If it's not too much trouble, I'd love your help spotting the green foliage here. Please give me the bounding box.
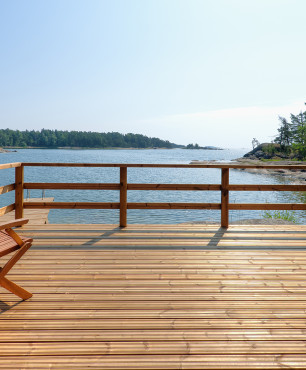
[275,117,293,147]
[262,144,276,156]
[260,158,282,162]
[186,143,200,149]
[274,104,306,159]
[262,210,298,223]
[0,129,174,149]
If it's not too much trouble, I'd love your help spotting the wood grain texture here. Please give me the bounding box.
[0,198,53,225]
[14,165,24,219]
[228,184,306,191]
[0,203,15,216]
[221,168,229,228]
[1,224,306,368]
[230,203,306,210]
[0,183,15,195]
[21,162,306,169]
[24,182,120,190]
[0,162,21,170]
[23,202,222,210]
[120,167,127,227]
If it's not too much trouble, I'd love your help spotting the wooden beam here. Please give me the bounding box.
[127,203,221,210]
[128,184,221,191]
[20,162,306,169]
[24,183,221,191]
[0,204,15,216]
[221,168,229,228]
[120,167,127,227]
[24,202,120,209]
[23,202,221,210]
[228,184,306,192]
[24,183,120,190]
[15,166,24,219]
[0,162,21,170]
[0,184,15,195]
[229,203,306,210]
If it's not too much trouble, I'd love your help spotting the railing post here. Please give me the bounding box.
[15,165,24,219]
[120,167,127,227]
[221,168,229,228]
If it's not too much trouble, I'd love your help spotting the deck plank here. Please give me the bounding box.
[0,198,54,225]
[1,223,306,369]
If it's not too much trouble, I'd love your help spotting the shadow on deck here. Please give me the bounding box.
[1,223,306,369]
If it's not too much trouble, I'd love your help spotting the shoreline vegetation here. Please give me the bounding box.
[241,105,306,162]
[0,129,225,151]
[192,105,306,182]
[234,142,306,183]
[1,146,224,151]
[184,143,223,150]
[1,146,173,151]
[0,129,182,150]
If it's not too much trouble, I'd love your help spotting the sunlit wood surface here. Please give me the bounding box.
[1,223,306,369]
[0,198,53,225]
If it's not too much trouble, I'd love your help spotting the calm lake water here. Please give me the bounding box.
[0,148,305,224]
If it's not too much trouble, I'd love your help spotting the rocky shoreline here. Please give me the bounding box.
[191,142,306,183]
[234,158,306,183]
[190,158,306,183]
[232,144,306,182]
[0,148,17,153]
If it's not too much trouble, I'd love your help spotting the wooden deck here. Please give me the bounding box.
[0,198,53,225]
[1,223,306,369]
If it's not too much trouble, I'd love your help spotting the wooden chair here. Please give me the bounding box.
[0,218,33,300]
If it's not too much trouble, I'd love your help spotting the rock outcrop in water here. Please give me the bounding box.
[243,143,284,160]
[0,148,17,153]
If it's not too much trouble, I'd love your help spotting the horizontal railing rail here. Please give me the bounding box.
[0,162,22,170]
[24,183,222,191]
[0,204,15,217]
[0,162,305,227]
[20,162,306,169]
[0,184,16,194]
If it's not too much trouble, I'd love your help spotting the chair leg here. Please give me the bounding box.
[0,242,32,277]
[0,276,32,300]
[0,242,32,300]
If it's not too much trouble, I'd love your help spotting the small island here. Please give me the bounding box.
[243,106,306,161]
[236,106,305,174]
[190,106,306,182]
[185,143,223,150]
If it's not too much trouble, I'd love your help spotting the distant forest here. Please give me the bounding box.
[0,129,179,149]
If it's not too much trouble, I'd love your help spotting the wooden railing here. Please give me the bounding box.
[0,162,306,227]
[0,162,21,219]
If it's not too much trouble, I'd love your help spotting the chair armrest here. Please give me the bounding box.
[0,218,29,231]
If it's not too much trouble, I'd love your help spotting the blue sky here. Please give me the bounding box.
[0,0,305,148]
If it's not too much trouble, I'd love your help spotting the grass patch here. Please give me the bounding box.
[262,210,298,223]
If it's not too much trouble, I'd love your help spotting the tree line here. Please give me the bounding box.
[0,129,177,149]
[274,104,306,158]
